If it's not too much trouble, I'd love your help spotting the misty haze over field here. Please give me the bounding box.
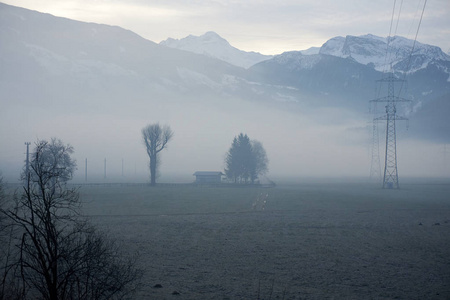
[1,2,449,183]
[2,3,450,300]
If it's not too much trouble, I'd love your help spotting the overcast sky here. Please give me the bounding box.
[3,0,450,55]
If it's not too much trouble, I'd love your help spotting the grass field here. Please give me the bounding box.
[79,180,450,299]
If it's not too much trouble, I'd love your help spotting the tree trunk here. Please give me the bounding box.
[150,154,157,186]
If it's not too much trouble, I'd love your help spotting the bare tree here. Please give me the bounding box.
[1,173,24,300]
[250,140,268,183]
[0,139,141,300]
[142,123,174,186]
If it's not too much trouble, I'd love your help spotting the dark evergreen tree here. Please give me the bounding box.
[238,134,255,183]
[224,133,268,184]
[225,136,240,183]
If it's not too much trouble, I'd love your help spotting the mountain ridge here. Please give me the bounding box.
[1,2,449,145]
[160,31,273,69]
[162,30,450,77]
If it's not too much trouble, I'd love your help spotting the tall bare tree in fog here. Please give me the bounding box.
[0,139,141,300]
[142,123,174,186]
[250,140,268,183]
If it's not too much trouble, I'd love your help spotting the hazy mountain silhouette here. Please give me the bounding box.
[1,2,449,143]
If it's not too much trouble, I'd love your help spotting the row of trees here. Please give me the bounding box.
[0,131,267,298]
[0,130,268,299]
[0,139,141,300]
[141,123,269,185]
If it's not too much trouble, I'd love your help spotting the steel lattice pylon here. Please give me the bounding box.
[370,72,410,189]
[369,119,382,182]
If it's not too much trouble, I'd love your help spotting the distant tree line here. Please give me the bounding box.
[140,125,270,185]
[0,138,141,300]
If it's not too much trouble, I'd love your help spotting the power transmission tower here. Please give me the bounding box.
[370,72,410,189]
[369,119,382,182]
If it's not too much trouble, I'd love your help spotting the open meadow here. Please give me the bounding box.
[79,180,450,299]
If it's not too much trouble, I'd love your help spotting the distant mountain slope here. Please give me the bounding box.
[247,49,450,142]
[0,2,245,104]
[1,2,449,144]
[249,32,450,103]
[300,46,320,55]
[409,92,450,142]
[160,31,272,68]
[247,51,381,110]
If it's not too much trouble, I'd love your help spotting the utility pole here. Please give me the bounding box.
[443,144,449,177]
[370,72,411,189]
[24,142,31,179]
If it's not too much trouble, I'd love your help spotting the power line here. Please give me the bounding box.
[406,0,424,39]
[370,0,397,183]
[398,0,427,96]
[394,0,404,35]
[383,0,398,74]
[368,0,421,189]
[390,0,405,64]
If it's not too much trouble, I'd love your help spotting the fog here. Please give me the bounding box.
[1,2,449,184]
[1,88,448,184]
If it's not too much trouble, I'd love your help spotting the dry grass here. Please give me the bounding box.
[79,180,450,299]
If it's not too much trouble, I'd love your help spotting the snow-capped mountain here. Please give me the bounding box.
[160,31,272,69]
[270,51,323,70]
[249,51,381,110]
[249,43,450,143]
[319,34,450,73]
[252,40,450,101]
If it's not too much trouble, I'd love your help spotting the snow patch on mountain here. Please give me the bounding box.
[160,31,272,69]
[273,51,321,70]
[25,43,69,74]
[319,34,450,73]
[320,36,346,57]
[176,67,221,89]
[25,43,137,78]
